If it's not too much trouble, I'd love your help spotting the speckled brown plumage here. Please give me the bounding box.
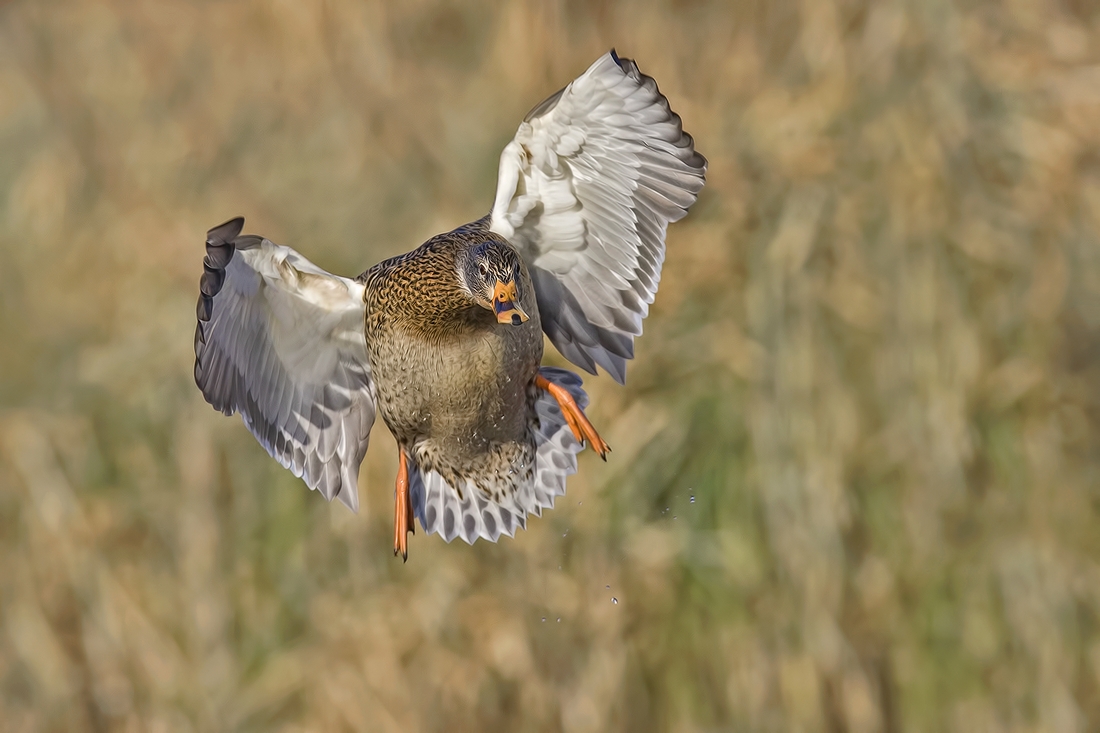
[360,216,542,504]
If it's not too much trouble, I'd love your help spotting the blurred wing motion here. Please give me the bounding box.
[490,50,707,383]
[194,217,375,512]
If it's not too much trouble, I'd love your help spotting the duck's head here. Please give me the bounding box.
[459,241,530,326]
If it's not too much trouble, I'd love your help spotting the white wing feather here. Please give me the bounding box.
[490,51,706,383]
[194,218,375,512]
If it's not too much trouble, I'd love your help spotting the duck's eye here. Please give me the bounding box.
[478,263,490,278]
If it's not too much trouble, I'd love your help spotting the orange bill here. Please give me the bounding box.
[492,280,529,325]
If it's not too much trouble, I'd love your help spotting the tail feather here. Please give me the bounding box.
[409,367,588,544]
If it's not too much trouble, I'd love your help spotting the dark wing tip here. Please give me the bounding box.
[196,217,245,388]
[199,261,226,297]
[207,216,245,245]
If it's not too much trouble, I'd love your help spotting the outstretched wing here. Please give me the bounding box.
[194,217,375,512]
[490,50,706,383]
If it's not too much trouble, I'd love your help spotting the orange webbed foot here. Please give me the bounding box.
[535,374,611,460]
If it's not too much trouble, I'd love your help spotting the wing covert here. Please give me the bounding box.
[194,217,376,512]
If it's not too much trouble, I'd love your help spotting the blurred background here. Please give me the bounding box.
[1,0,1099,731]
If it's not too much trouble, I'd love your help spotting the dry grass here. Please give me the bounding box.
[2,0,1100,731]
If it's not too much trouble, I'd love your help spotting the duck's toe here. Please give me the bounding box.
[535,374,610,460]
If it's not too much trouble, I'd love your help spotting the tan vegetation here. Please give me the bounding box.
[2,0,1100,731]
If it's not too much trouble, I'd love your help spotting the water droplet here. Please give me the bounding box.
[578,501,582,505]
[541,617,546,622]
[556,617,561,623]
[690,495,695,503]
[605,585,610,589]
[673,515,677,520]
[612,597,618,605]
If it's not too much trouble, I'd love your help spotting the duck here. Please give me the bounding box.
[193,50,706,559]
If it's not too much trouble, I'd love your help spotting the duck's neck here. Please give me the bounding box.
[382,246,495,340]
[398,291,494,340]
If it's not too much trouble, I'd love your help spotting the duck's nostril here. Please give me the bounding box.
[511,314,521,326]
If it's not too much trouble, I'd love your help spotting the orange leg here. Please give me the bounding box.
[535,374,611,460]
[394,449,414,561]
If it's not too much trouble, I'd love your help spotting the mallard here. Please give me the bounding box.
[194,51,706,559]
